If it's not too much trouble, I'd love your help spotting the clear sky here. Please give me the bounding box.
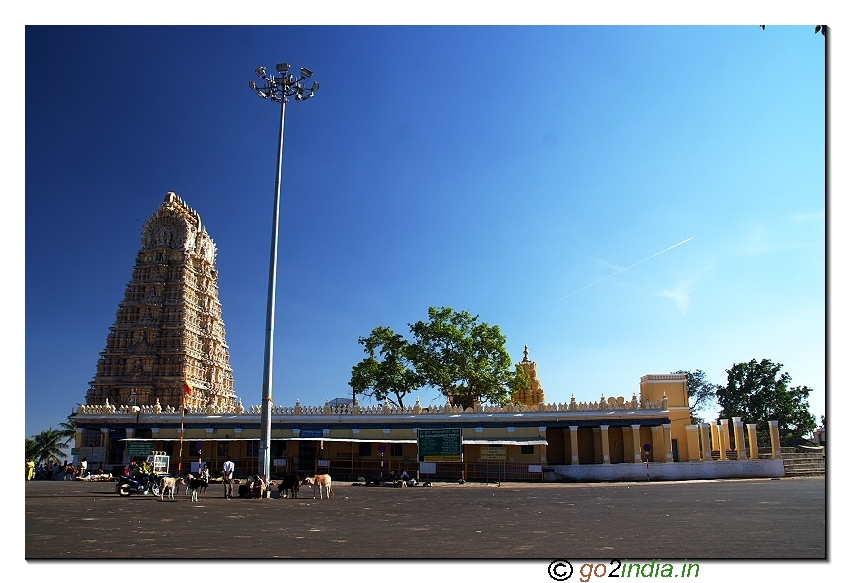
[21,23,827,440]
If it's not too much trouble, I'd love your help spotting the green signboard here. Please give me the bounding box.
[126,441,155,457]
[418,428,462,462]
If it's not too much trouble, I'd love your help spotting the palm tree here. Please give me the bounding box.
[57,414,76,447]
[31,428,66,465]
[25,438,39,461]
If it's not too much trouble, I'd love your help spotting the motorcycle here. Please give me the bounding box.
[115,473,162,497]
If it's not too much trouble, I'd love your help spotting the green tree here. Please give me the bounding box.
[508,363,531,402]
[408,306,520,410]
[30,428,66,465]
[716,359,816,444]
[58,414,77,447]
[25,438,39,461]
[349,326,423,408]
[671,369,719,424]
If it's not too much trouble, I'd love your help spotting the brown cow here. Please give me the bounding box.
[302,474,334,499]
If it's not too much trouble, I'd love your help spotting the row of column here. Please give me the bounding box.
[562,424,674,465]
[685,418,781,461]
[558,419,782,465]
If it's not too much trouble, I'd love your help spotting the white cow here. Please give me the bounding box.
[302,474,334,499]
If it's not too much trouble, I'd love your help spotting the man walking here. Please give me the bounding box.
[222,455,235,499]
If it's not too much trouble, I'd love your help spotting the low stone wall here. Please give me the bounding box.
[546,458,785,482]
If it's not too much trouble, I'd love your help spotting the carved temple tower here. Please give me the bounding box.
[86,192,237,411]
[512,345,546,406]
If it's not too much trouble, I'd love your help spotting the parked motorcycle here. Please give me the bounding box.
[115,474,161,497]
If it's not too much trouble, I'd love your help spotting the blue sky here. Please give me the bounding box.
[21,24,827,442]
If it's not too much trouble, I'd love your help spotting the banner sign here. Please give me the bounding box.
[126,441,155,456]
[480,446,507,460]
[418,428,462,462]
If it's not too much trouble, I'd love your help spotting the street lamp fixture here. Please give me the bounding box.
[249,63,319,483]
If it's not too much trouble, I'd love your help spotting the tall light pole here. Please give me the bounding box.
[249,63,319,482]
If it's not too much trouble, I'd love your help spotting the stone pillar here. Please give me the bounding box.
[685,425,700,461]
[538,427,547,463]
[126,427,136,439]
[747,424,759,459]
[569,426,579,465]
[662,423,673,462]
[699,423,712,460]
[592,428,602,464]
[100,428,110,468]
[651,426,662,462]
[600,425,611,464]
[769,420,782,459]
[631,424,642,462]
[709,421,719,456]
[562,428,572,465]
[732,418,745,459]
[717,420,728,460]
[622,426,633,463]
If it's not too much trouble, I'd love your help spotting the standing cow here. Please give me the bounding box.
[277,473,301,499]
[302,474,334,499]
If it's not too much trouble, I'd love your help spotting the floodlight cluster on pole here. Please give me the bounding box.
[249,63,320,103]
[249,63,319,484]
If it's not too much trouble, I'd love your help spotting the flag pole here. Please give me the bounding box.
[179,378,191,476]
[179,390,185,475]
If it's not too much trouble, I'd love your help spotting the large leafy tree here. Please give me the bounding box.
[408,307,521,410]
[349,326,423,408]
[671,369,719,424]
[716,359,816,444]
[30,428,66,465]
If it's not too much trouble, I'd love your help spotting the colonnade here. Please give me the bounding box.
[558,419,782,465]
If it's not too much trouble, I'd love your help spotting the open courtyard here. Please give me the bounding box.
[25,476,825,560]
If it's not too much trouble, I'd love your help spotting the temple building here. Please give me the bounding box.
[71,193,785,483]
[85,192,237,413]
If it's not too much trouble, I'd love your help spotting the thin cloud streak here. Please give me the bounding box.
[526,237,693,315]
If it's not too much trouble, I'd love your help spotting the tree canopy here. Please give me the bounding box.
[349,326,423,408]
[716,358,816,443]
[350,307,527,410]
[29,428,66,465]
[671,369,719,424]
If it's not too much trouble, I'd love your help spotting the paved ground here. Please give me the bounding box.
[25,476,825,560]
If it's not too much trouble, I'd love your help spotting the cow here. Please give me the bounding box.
[159,476,184,500]
[302,474,334,499]
[277,473,301,499]
[186,476,208,502]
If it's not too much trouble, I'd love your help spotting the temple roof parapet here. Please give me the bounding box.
[76,393,669,418]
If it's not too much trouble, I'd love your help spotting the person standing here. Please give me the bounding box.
[78,458,88,479]
[222,455,235,499]
[26,459,35,481]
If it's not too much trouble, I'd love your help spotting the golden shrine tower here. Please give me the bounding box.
[512,345,546,406]
[86,192,237,411]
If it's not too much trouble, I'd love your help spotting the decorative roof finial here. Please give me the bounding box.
[522,345,530,362]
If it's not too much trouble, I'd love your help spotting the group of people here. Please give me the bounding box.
[221,456,266,499]
[25,458,89,481]
[388,469,417,487]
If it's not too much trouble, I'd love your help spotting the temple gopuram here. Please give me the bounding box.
[85,192,237,413]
